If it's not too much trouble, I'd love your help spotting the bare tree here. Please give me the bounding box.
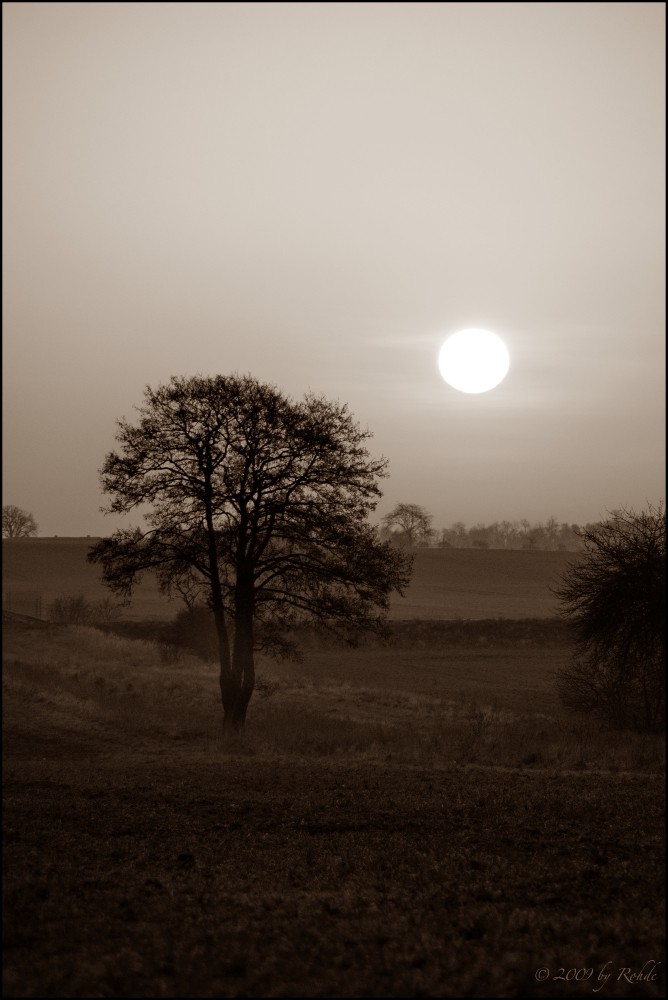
[89,375,412,732]
[382,503,434,548]
[2,505,38,538]
[544,515,560,550]
[554,503,665,732]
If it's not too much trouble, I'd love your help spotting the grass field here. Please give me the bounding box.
[3,620,665,997]
[2,538,579,620]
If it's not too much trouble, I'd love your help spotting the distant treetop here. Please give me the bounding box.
[2,505,38,539]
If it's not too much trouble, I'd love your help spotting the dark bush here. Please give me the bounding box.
[554,504,665,732]
[167,605,218,661]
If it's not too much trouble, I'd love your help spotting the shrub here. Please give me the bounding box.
[554,503,665,732]
[49,594,122,626]
[167,605,218,661]
[49,595,93,625]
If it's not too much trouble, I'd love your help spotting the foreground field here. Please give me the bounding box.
[3,623,665,998]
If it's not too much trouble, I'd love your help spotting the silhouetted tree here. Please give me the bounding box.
[88,375,412,732]
[2,505,38,538]
[554,503,665,732]
[382,503,434,548]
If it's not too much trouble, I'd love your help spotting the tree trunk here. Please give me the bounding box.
[202,489,240,733]
[221,656,254,732]
[221,574,255,733]
[220,675,251,733]
[214,607,236,727]
[213,586,256,735]
[209,580,245,733]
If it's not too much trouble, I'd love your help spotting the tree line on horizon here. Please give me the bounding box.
[379,502,590,551]
[4,501,596,551]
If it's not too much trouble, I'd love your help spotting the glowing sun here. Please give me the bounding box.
[438,328,510,393]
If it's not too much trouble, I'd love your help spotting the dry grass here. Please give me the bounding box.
[3,624,664,773]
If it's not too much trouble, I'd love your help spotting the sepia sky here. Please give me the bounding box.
[3,1,665,537]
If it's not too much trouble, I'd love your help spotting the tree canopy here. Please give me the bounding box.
[89,375,412,730]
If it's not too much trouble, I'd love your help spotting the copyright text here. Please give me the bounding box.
[534,960,661,992]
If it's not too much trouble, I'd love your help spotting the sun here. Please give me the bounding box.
[438,328,510,393]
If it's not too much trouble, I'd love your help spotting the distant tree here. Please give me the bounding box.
[451,521,468,547]
[382,503,434,548]
[469,523,495,549]
[88,375,412,732]
[2,505,38,538]
[522,524,544,550]
[498,521,515,548]
[544,516,560,550]
[439,523,464,548]
[554,503,665,732]
[556,522,584,551]
[437,528,453,548]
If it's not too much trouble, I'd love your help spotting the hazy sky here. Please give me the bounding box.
[3,2,665,537]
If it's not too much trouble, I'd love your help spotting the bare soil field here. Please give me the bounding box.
[3,621,665,998]
[2,538,579,620]
[388,546,581,619]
